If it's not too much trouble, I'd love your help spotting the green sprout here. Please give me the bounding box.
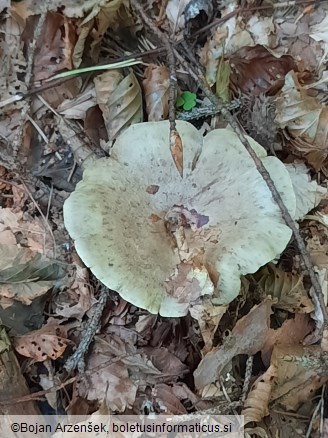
[176,91,197,111]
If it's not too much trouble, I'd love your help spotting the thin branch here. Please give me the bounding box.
[241,356,254,404]
[130,0,183,176]
[177,99,241,121]
[64,286,110,374]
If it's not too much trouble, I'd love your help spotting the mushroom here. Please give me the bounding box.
[63,121,296,317]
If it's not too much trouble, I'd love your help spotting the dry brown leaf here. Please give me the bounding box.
[143,64,170,121]
[88,0,128,61]
[274,6,327,72]
[33,12,76,81]
[77,337,137,412]
[72,0,126,66]
[152,383,187,414]
[171,382,200,406]
[14,322,70,361]
[201,27,228,86]
[201,7,275,86]
[261,314,314,367]
[57,85,97,119]
[194,298,273,389]
[190,300,227,355]
[270,345,328,411]
[142,347,188,379]
[242,364,277,424]
[254,263,314,313]
[84,106,108,147]
[0,207,54,257]
[275,71,328,174]
[230,46,295,96]
[54,253,96,320]
[0,8,27,167]
[94,70,143,144]
[170,129,183,177]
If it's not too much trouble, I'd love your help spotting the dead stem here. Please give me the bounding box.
[130,0,183,176]
[64,286,110,374]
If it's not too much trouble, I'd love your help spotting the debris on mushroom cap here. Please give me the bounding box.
[63,121,296,317]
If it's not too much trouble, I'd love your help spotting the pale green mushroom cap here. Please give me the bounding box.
[63,121,296,316]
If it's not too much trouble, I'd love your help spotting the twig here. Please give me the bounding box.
[177,99,241,121]
[130,0,177,127]
[241,356,254,404]
[44,184,53,255]
[64,286,110,374]
[0,376,77,406]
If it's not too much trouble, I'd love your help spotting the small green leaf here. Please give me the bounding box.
[182,91,197,102]
[176,91,197,111]
[176,96,185,108]
[183,99,196,111]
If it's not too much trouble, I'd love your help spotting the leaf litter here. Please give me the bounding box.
[1,0,328,436]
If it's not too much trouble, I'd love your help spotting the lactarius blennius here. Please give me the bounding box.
[63,121,296,317]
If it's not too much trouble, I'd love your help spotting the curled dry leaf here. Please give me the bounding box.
[254,263,314,314]
[0,244,63,305]
[242,364,277,424]
[190,300,227,355]
[57,84,97,119]
[64,121,296,317]
[33,12,76,81]
[230,46,295,96]
[73,0,128,66]
[275,71,328,174]
[54,254,96,320]
[143,64,170,121]
[170,129,183,177]
[94,70,143,143]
